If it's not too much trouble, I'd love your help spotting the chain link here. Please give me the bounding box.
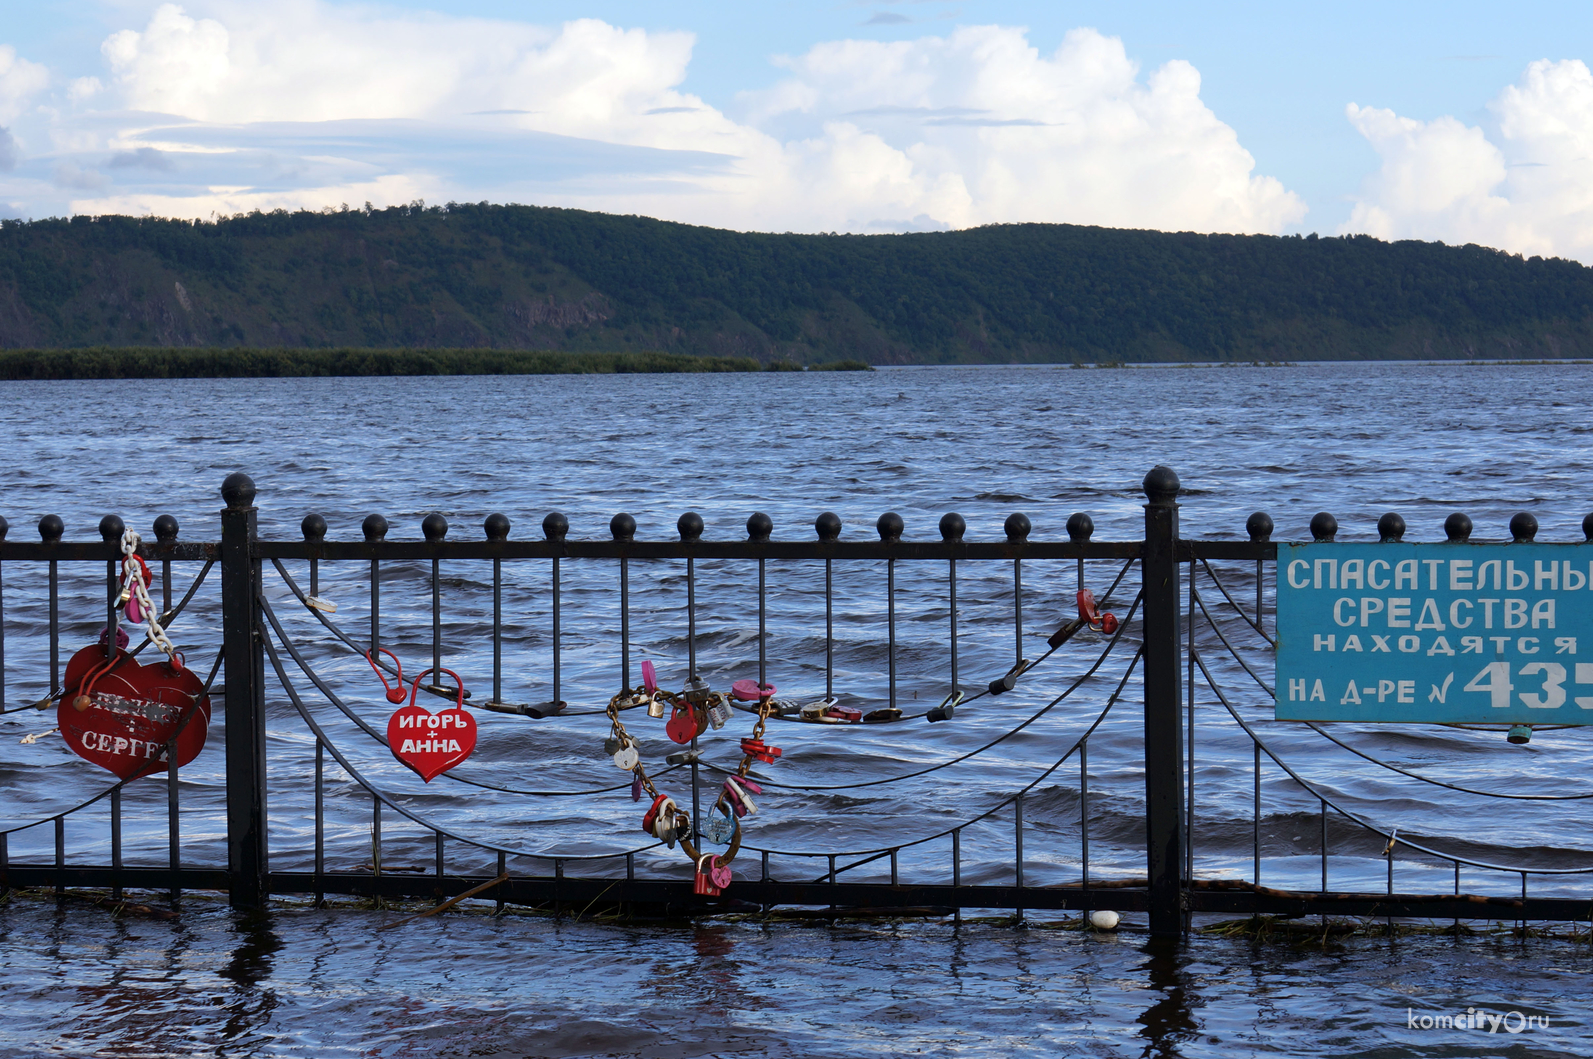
[120,530,182,667]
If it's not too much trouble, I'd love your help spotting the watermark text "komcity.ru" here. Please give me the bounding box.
[1408,1008,1550,1034]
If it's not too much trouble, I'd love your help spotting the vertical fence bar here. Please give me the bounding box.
[1252,741,1261,885]
[431,556,442,675]
[948,557,959,693]
[435,832,445,882]
[161,503,184,900]
[372,794,382,878]
[1013,558,1024,667]
[315,740,324,906]
[1186,557,1196,890]
[544,511,568,706]
[110,787,122,900]
[687,556,697,678]
[1080,740,1090,892]
[1014,793,1025,923]
[825,557,834,699]
[54,816,63,895]
[1319,799,1328,893]
[890,848,898,886]
[492,559,503,703]
[551,556,561,704]
[1140,466,1186,937]
[221,473,267,909]
[167,749,180,903]
[1386,832,1395,933]
[103,515,120,664]
[619,558,630,689]
[758,557,767,688]
[952,827,961,926]
[46,516,59,694]
[887,557,897,712]
[817,512,840,699]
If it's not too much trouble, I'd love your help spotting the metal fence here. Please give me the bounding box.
[1,466,1589,938]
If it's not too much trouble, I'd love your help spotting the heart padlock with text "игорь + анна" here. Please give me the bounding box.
[57,641,211,781]
[387,667,477,782]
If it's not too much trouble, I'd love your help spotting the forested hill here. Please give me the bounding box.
[2,202,1591,363]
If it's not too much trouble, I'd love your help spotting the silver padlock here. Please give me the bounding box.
[647,694,665,719]
[603,735,622,755]
[707,699,731,730]
[684,676,712,708]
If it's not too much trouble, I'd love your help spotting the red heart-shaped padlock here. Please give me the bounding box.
[58,643,210,781]
[387,667,477,782]
[665,703,699,744]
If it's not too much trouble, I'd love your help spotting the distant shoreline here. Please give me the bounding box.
[0,348,874,380]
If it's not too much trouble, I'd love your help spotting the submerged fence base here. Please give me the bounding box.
[5,866,1588,927]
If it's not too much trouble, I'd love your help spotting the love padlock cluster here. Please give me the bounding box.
[600,661,790,896]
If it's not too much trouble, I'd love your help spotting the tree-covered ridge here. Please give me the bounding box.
[1,202,1590,362]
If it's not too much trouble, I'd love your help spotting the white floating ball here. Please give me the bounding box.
[1089,909,1120,931]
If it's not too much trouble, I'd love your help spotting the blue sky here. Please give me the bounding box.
[3,1,1592,259]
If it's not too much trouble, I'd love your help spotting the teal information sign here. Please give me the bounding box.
[1275,543,1593,723]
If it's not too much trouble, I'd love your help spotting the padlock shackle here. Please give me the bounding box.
[366,647,405,696]
[407,666,466,709]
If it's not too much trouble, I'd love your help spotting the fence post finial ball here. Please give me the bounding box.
[1142,465,1180,504]
[361,514,388,542]
[876,512,904,542]
[1309,512,1338,542]
[542,512,569,542]
[1377,512,1406,542]
[422,513,449,542]
[483,513,510,541]
[747,512,773,542]
[939,512,966,542]
[1444,513,1472,542]
[610,513,636,542]
[221,472,256,510]
[1246,512,1273,542]
[1067,513,1094,542]
[815,512,842,541]
[1510,512,1539,543]
[678,512,704,542]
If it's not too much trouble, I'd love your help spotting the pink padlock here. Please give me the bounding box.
[731,679,776,702]
[125,595,144,624]
[642,660,657,696]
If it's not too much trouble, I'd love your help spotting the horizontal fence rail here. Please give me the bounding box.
[1,468,1589,938]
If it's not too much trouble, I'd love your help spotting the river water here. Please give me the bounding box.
[1,362,1590,1057]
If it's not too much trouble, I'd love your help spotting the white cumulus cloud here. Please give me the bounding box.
[0,44,49,123]
[1344,59,1593,262]
[44,3,1303,235]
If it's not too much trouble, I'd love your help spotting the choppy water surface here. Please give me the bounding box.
[2,362,1592,1057]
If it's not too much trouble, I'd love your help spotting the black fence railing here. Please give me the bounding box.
[1,467,1590,938]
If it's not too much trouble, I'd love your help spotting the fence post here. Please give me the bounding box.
[1141,465,1186,936]
[221,472,268,908]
